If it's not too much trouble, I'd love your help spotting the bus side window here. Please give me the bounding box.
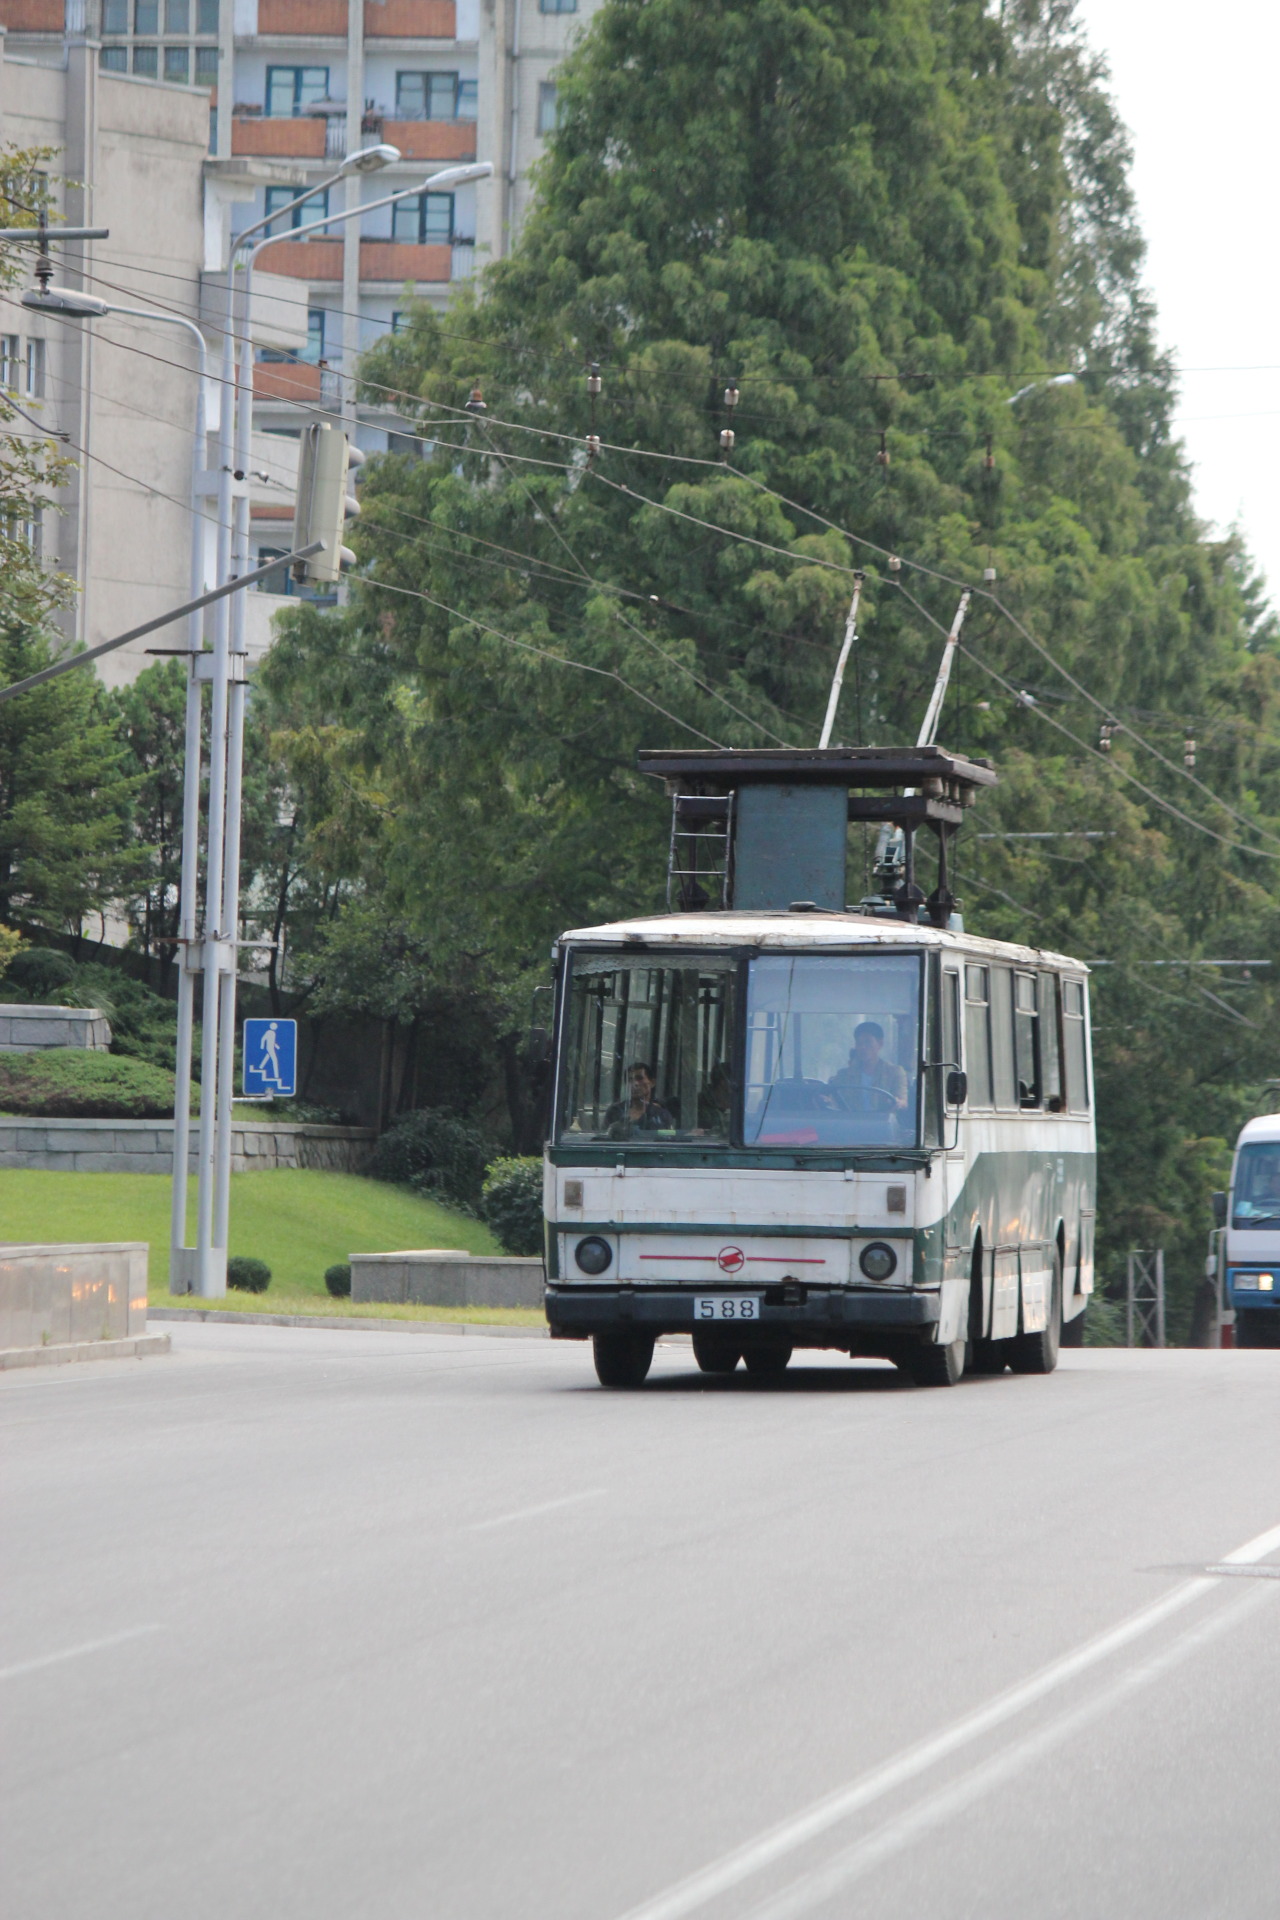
[964,964,992,1106]
[942,969,960,1069]
[1063,977,1090,1112]
[1039,972,1063,1111]
[1014,972,1040,1108]
[990,966,1016,1108]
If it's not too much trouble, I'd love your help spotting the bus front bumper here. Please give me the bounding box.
[544,1284,940,1342]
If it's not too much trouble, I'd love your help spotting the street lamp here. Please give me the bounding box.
[170,154,496,1299]
[22,284,214,1287]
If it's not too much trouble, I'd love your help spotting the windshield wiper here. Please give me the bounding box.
[1237,1212,1280,1226]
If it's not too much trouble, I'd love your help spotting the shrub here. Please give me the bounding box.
[6,946,74,998]
[227,1256,271,1293]
[481,1156,544,1257]
[324,1262,352,1298]
[0,1049,175,1118]
[366,1107,491,1212]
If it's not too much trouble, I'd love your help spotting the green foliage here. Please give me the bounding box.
[365,1107,493,1211]
[255,0,1280,1335]
[0,1049,175,1118]
[480,1156,544,1256]
[227,1255,271,1293]
[0,924,19,982]
[0,952,181,1071]
[6,947,73,997]
[324,1261,352,1297]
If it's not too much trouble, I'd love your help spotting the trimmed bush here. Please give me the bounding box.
[227,1256,271,1293]
[481,1156,544,1257]
[324,1262,352,1298]
[0,1049,175,1119]
[366,1108,491,1213]
[5,947,74,998]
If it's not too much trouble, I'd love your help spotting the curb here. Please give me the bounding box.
[147,1308,549,1339]
[0,1331,171,1371]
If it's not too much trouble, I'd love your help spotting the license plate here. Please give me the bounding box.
[693,1296,761,1322]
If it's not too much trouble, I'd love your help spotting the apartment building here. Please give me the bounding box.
[0,0,601,670]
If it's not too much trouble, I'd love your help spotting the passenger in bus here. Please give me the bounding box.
[828,1021,909,1112]
[605,1061,674,1136]
[696,1063,733,1134]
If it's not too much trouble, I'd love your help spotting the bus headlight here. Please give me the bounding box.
[860,1241,898,1282]
[575,1235,613,1276]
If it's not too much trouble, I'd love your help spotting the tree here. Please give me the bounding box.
[262,0,1280,1323]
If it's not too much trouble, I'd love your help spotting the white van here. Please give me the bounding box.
[1217,1114,1280,1346]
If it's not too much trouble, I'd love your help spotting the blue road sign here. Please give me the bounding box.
[243,1017,297,1098]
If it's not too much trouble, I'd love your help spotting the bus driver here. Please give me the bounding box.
[829,1021,909,1113]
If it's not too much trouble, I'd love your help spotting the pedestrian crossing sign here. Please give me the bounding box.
[243,1017,297,1098]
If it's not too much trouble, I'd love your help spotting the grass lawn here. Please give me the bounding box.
[0,1169,542,1323]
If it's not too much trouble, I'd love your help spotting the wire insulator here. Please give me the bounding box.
[585,433,601,461]
[1100,722,1113,753]
[984,435,995,471]
[719,427,735,454]
[723,385,740,411]
[983,566,997,584]
[888,554,901,574]
[464,383,486,414]
[586,362,601,398]
[876,431,890,467]
[1184,733,1197,768]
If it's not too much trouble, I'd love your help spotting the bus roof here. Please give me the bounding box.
[557,910,1088,974]
[1236,1115,1280,1147]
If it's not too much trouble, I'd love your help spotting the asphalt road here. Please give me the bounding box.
[6,1324,1280,1920]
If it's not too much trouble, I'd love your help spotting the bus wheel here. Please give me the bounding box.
[693,1329,742,1374]
[1009,1252,1062,1375]
[907,1334,966,1387]
[1235,1311,1280,1349]
[592,1332,654,1388]
[742,1334,793,1377]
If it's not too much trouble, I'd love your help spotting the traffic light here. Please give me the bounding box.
[291,422,360,584]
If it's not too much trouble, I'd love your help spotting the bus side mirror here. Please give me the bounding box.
[945,1069,967,1107]
[1212,1191,1227,1227]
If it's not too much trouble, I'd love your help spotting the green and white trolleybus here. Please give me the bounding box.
[543,747,1096,1387]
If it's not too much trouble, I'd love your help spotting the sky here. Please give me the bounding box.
[1075,0,1280,607]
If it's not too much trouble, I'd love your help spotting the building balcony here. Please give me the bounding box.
[376,118,475,162]
[254,359,322,402]
[252,236,453,282]
[0,0,65,27]
[232,113,327,159]
[250,0,455,33]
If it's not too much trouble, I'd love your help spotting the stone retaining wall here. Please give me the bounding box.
[0,1240,148,1350]
[351,1250,545,1310]
[0,1005,112,1051]
[0,1118,376,1175]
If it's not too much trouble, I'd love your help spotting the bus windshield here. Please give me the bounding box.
[558,952,737,1144]
[1233,1141,1280,1228]
[744,953,922,1148]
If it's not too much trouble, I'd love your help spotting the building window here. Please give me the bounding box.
[302,310,325,364]
[265,66,329,117]
[264,183,329,233]
[1,336,18,391]
[100,43,128,67]
[102,0,128,29]
[24,339,44,399]
[539,0,577,11]
[164,45,190,80]
[164,0,188,28]
[196,0,218,30]
[391,310,406,333]
[133,43,158,75]
[135,0,158,28]
[194,44,218,83]
[395,70,472,120]
[537,81,558,134]
[391,191,453,243]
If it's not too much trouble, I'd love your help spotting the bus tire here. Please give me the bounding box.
[907,1334,966,1387]
[592,1332,654,1388]
[1234,1311,1280,1349]
[693,1329,742,1374]
[742,1333,793,1376]
[1009,1251,1062,1375]
[965,1252,1006,1373]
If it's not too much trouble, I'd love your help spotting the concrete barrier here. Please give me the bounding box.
[0,1118,375,1175]
[351,1249,545,1310]
[0,1240,149,1351]
[0,1005,112,1051]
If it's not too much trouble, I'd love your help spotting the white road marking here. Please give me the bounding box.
[618,1515,1280,1920]
[744,1579,1273,1920]
[0,1623,160,1684]
[467,1489,605,1532]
